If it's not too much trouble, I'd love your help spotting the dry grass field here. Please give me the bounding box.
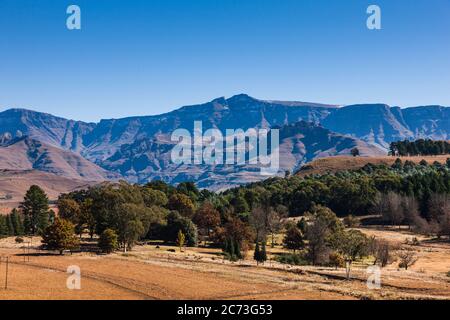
[1,226,450,300]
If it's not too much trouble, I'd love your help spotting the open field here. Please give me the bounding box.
[1,226,450,300]
[297,155,450,176]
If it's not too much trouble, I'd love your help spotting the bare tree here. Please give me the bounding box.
[376,192,404,229]
[266,205,287,248]
[397,250,418,270]
[249,206,268,242]
[371,239,395,268]
[401,196,420,230]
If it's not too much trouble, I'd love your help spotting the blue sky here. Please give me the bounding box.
[0,0,449,122]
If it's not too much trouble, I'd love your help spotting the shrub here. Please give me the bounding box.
[329,252,345,269]
[276,253,307,266]
[15,237,24,244]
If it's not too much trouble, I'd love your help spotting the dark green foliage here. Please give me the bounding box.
[253,241,267,264]
[283,224,304,253]
[20,185,50,235]
[10,209,24,236]
[390,139,450,156]
[223,237,242,261]
[98,229,119,254]
[276,253,307,266]
[164,211,198,246]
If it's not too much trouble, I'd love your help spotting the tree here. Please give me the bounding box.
[329,252,345,269]
[267,206,286,248]
[253,241,267,265]
[121,219,144,252]
[98,229,118,254]
[20,185,50,235]
[371,239,394,268]
[260,241,267,264]
[58,198,81,223]
[193,202,220,245]
[351,148,360,157]
[337,230,370,261]
[164,211,198,247]
[305,206,344,265]
[176,230,186,252]
[283,224,304,253]
[223,217,254,256]
[5,214,14,236]
[141,188,168,207]
[398,251,418,270]
[168,193,195,218]
[10,208,24,236]
[41,218,80,255]
[377,192,404,228]
[249,206,268,242]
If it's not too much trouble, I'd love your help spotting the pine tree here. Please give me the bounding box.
[11,209,24,236]
[0,216,8,237]
[23,214,32,235]
[260,241,267,264]
[254,241,261,265]
[6,214,14,236]
[20,185,50,235]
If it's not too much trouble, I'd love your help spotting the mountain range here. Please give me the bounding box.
[0,94,448,189]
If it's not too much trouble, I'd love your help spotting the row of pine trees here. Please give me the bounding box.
[0,209,24,236]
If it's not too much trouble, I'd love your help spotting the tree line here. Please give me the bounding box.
[390,139,450,156]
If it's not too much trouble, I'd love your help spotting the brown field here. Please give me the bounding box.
[297,155,450,176]
[1,226,450,300]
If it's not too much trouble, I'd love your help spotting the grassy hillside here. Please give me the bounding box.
[297,155,450,176]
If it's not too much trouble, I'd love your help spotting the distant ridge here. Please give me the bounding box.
[0,94,449,188]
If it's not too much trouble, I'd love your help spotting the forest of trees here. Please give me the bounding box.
[390,139,450,156]
[0,156,449,267]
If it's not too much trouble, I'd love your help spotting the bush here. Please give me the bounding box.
[275,253,308,266]
[98,229,119,254]
[15,237,24,244]
[328,252,345,269]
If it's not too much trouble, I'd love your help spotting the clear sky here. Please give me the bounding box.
[0,0,449,122]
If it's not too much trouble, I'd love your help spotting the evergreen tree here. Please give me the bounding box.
[0,216,8,237]
[6,214,14,236]
[253,241,261,264]
[10,209,24,236]
[260,241,267,264]
[20,185,50,235]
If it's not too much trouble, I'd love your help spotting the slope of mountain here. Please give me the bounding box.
[322,104,415,149]
[100,121,383,189]
[0,108,95,153]
[0,136,117,181]
[0,94,449,189]
[81,94,339,162]
[0,169,99,205]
